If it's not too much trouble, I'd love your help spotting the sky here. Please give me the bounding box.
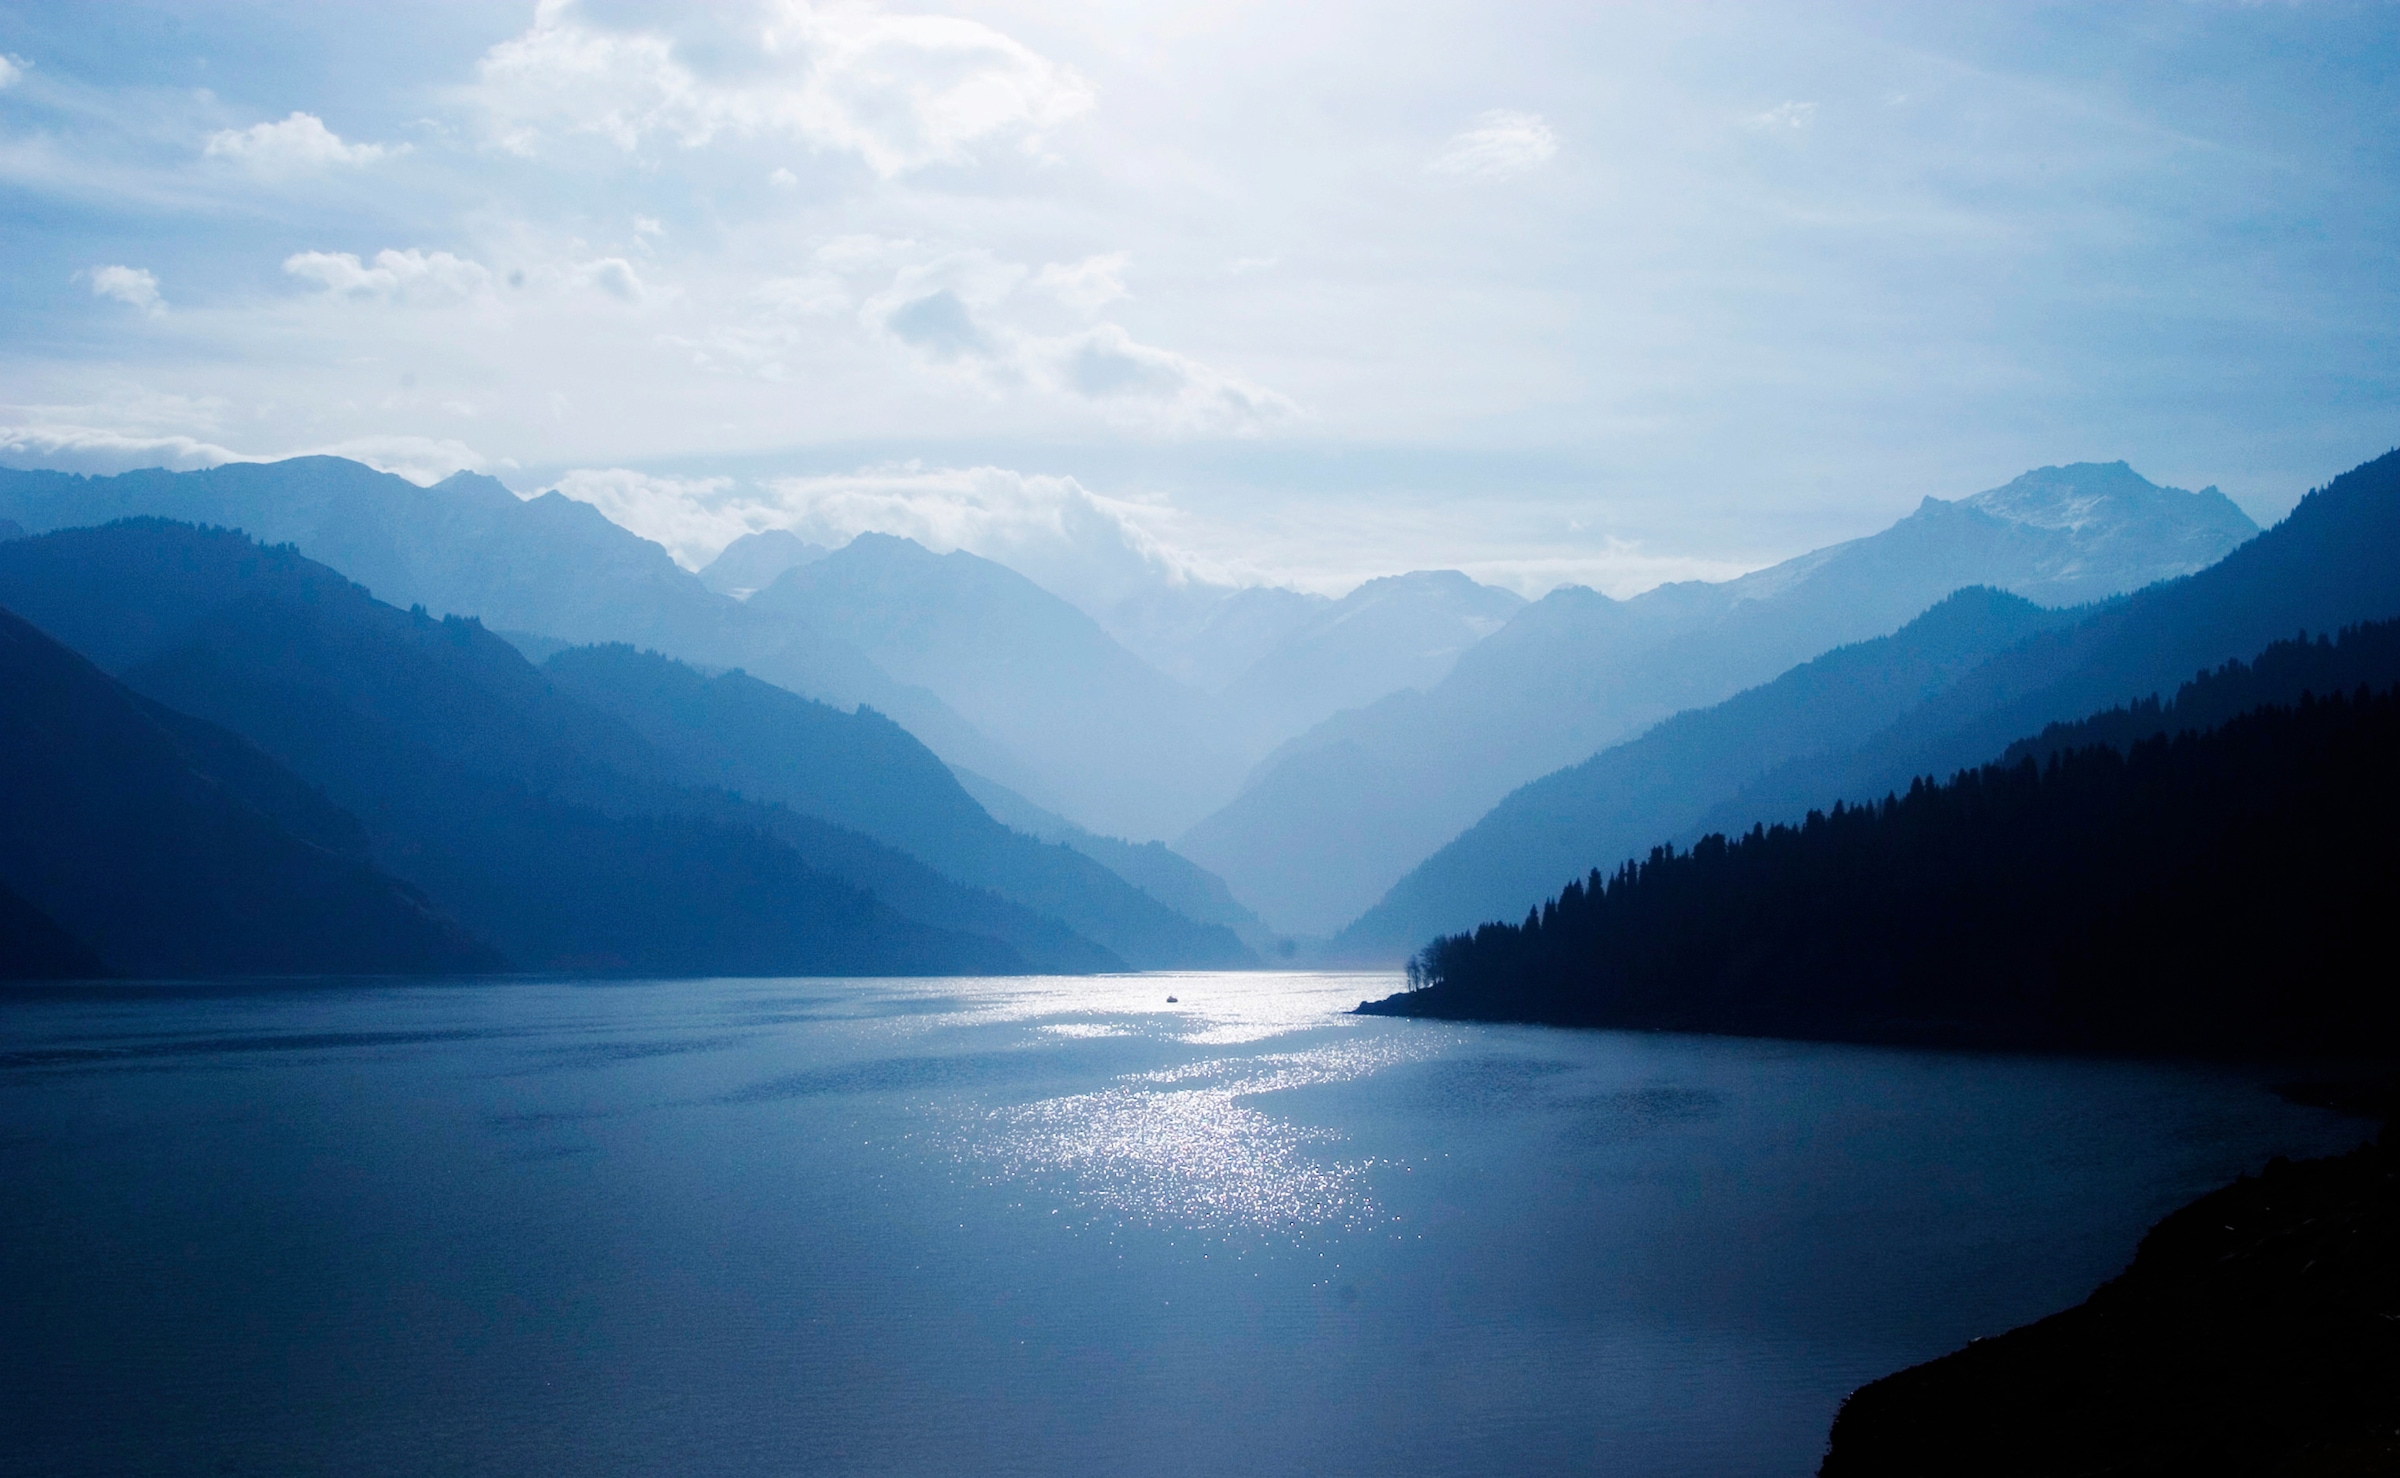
[0,0,2394,612]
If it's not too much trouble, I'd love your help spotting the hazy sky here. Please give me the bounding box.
[1,0,2394,608]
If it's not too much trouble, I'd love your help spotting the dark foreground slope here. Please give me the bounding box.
[0,522,1024,977]
[0,881,108,980]
[543,644,1253,968]
[1820,1131,2400,1477]
[0,605,495,977]
[1365,682,2400,1056]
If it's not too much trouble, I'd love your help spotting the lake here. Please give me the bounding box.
[0,971,2365,1477]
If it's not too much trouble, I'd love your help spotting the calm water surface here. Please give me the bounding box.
[0,971,2367,1476]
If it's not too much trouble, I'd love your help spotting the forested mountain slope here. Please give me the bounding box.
[1367,680,2400,1056]
[0,880,105,981]
[0,602,495,977]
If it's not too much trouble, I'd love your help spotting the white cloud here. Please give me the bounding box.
[1034,253,1131,315]
[86,265,164,315]
[1746,101,1818,131]
[0,422,485,486]
[754,272,849,317]
[203,112,402,173]
[283,248,494,304]
[0,55,23,89]
[0,423,236,474]
[546,461,1220,615]
[765,465,1217,612]
[545,467,746,568]
[1036,323,1298,434]
[1429,110,1559,178]
[848,249,1296,432]
[293,434,492,486]
[566,255,645,302]
[469,0,1094,178]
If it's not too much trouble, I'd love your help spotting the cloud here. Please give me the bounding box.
[203,112,402,173]
[0,422,485,486]
[544,467,747,568]
[0,54,22,89]
[566,255,645,301]
[283,248,494,304]
[294,434,492,486]
[547,461,1220,615]
[753,272,848,317]
[469,0,1094,177]
[1429,110,1559,178]
[848,248,1295,432]
[86,264,164,315]
[0,422,236,474]
[1746,101,1818,131]
[766,466,1217,613]
[1037,324,1298,434]
[1034,253,1131,315]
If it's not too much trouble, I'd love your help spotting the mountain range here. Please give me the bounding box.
[1179,463,2260,936]
[0,459,1523,846]
[0,452,2282,974]
[0,520,1238,976]
[1350,448,2400,961]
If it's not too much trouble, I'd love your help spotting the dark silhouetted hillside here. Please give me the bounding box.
[1820,1134,2400,1476]
[0,880,108,980]
[1340,588,2074,959]
[1367,682,2400,1057]
[0,603,497,977]
[542,644,1254,968]
[0,522,1024,977]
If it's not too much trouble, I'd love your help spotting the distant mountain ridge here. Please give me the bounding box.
[749,533,1245,839]
[0,458,1048,804]
[949,766,1281,957]
[0,521,1040,977]
[1178,462,2260,936]
[1690,448,2400,846]
[1338,586,2078,959]
[1216,570,1524,753]
[542,643,1254,969]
